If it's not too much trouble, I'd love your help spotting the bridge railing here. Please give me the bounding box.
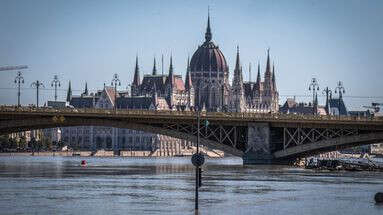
[0,105,382,122]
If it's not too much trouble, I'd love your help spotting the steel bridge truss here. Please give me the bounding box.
[283,127,358,150]
[156,122,247,152]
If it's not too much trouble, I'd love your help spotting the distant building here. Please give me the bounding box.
[60,83,190,154]
[279,97,326,115]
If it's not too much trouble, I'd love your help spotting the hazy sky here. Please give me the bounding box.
[1,0,382,110]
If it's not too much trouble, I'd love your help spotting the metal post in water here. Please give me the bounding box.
[191,110,204,213]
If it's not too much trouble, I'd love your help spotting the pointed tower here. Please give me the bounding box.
[272,63,276,90]
[84,82,89,96]
[166,55,176,108]
[205,9,212,42]
[185,56,194,108]
[252,61,262,104]
[231,46,246,112]
[66,81,72,102]
[152,57,157,76]
[131,56,141,96]
[264,49,272,92]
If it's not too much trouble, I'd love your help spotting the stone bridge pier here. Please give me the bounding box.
[242,123,289,165]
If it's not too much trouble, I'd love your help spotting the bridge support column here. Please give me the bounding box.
[243,123,273,164]
[243,123,288,165]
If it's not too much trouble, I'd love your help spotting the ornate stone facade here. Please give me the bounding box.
[189,14,279,113]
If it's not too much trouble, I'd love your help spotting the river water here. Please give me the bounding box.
[0,156,382,215]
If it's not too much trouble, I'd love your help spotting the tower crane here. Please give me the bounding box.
[0,65,28,72]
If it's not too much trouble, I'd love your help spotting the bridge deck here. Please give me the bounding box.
[1,106,383,129]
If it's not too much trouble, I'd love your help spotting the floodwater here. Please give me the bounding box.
[0,156,382,215]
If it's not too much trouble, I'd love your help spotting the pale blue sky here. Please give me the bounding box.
[1,0,382,110]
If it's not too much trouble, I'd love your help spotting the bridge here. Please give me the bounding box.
[1,106,383,164]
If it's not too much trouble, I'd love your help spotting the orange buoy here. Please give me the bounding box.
[81,160,87,166]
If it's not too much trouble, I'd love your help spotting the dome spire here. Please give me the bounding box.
[205,7,212,42]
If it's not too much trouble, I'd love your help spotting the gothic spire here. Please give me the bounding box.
[233,46,243,85]
[272,63,276,89]
[231,46,245,112]
[185,56,193,90]
[84,82,88,95]
[66,81,72,102]
[256,61,261,84]
[235,45,241,73]
[205,8,212,42]
[168,54,174,86]
[152,57,157,75]
[132,55,141,86]
[265,48,271,77]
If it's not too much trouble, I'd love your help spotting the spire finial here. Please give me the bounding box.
[205,7,212,42]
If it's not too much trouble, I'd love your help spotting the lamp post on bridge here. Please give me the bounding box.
[14,71,24,107]
[335,81,346,118]
[308,78,320,115]
[322,87,332,115]
[31,80,44,107]
[51,75,61,102]
[111,73,121,113]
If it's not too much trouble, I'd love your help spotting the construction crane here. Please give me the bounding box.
[363,102,383,113]
[0,65,28,72]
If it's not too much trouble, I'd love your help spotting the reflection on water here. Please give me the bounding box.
[0,156,383,215]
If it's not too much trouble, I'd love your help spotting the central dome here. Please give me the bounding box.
[190,14,228,73]
[190,41,228,72]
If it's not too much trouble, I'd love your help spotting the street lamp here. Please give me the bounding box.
[334,81,346,117]
[111,73,121,112]
[51,75,61,102]
[308,78,320,115]
[14,71,24,107]
[322,87,332,115]
[31,80,44,107]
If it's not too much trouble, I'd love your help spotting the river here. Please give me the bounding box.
[0,156,382,215]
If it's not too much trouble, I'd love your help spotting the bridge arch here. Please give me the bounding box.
[0,115,244,157]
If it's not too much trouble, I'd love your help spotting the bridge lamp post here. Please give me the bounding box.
[14,71,24,107]
[31,80,44,107]
[308,78,320,115]
[51,75,61,102]
[322,87,332,115]
[334,81,346,118]
[111,73,121,112]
